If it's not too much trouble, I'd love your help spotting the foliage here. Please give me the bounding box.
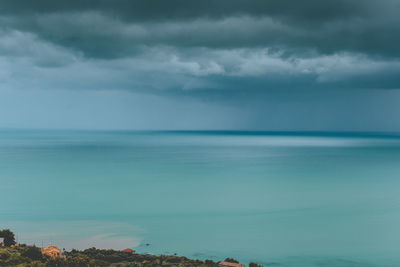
[65,248,219,267]
[205,259,216,266]
[0,245,222,267]
[45,257,67,267]
[224,258,239,263]
[0,249,11,260]
[25,260,47,267]
[249,262,263,267]
[4,253,30,266]
[0,229,16,246]
[21,246,43,261]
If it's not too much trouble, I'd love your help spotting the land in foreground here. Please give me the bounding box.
[0,229,261,267]
[0,246,263,267]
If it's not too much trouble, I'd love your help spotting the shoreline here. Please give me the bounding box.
[0,244,258,267]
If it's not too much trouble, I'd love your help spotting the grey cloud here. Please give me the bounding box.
[1,0,400,97]
[1,26,400,99]
[0,0,400,126]
[0,0,399,58]
[0,0,368,21]
[1,0,400,132]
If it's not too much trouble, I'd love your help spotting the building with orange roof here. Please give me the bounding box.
[122,248,136,254]
[41,245,64,258]
[218,261,246,267]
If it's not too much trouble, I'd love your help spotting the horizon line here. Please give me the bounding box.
[1,127,400,137]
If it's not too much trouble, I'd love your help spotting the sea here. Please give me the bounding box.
[2,130,400,266]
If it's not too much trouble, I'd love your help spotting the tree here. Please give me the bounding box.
[21,246,43,261]
[224,258,239,263]
[249,262,263,267]
[0,229,16,246]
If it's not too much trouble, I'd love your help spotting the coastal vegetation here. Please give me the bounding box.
[0,245,219,267]
[0,230,263,267]
[0,229,16,247]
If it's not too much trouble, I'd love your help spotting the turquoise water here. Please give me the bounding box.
[2,130,400,266]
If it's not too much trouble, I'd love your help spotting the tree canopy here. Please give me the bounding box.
[0,229,16,246]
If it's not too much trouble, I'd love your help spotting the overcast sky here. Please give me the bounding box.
[1,0,400,131]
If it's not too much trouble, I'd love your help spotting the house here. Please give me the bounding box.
[0,238,4,247]
[42,245,64,258]
[218,261,246,267]
[122,248,136,254]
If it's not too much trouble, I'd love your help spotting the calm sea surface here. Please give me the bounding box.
[2,130,400,266]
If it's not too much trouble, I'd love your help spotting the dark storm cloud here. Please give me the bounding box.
[0,0,400,96]
[1,0,400,131]
[0,0,399,58]
[0,0,364,21]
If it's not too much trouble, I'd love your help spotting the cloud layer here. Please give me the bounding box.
[1,0,400,130]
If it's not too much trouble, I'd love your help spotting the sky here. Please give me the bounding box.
[1,0,400,131]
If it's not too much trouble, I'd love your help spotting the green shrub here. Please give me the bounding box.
[45,257,67,267]
[0,229,16,247]
[21,246,43,261]
[5,253,29,266]
[26,260,46,267]
[0,249,11,260]
[224,258,239,263]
